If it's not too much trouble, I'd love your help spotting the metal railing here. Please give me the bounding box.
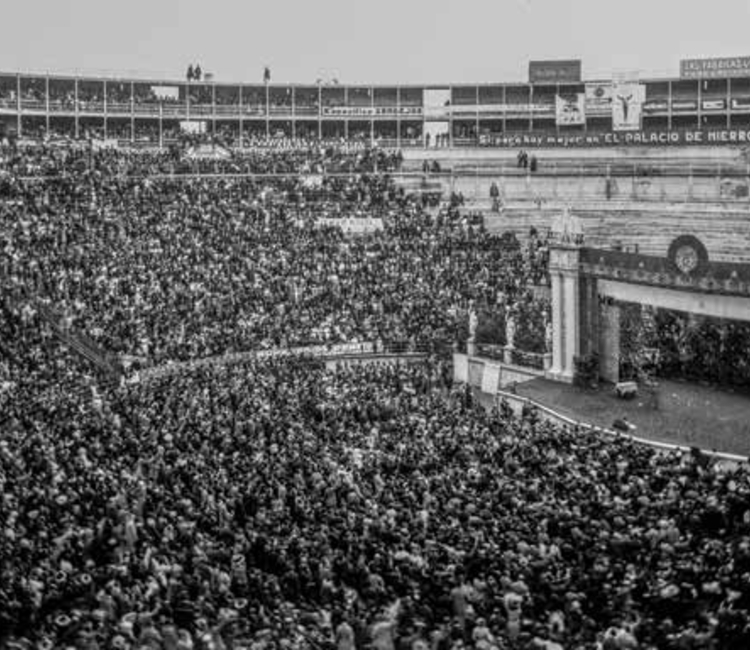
[495,389,747,465]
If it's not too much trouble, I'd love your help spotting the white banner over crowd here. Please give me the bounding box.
[137,341,379,381]
[313,217,384,234]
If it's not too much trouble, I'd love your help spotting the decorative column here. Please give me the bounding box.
[562,266,581,381]
[503,309,516,365]
[546,220,583,383]
[467,307,478,356]
[547,270,565,379]
[543,315,553,371]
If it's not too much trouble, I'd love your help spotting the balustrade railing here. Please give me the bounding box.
[214,104,242,116]
[189,104,214,116]
[20,99,45,111]
[294,105,319,116]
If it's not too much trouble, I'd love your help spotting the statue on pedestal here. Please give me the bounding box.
[468,308,478,342]
[505,310,516,350]
[552,205,583,245]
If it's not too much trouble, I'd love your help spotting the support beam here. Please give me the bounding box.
[598,280,750,321]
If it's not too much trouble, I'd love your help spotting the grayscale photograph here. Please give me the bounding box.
[1,0,749,648]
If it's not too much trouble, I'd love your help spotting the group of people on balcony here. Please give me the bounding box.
[425,132,450,149]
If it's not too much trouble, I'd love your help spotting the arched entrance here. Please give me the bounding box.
[547,232,750,385]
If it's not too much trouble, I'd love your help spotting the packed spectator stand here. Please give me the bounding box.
[1,137,749,649]
[0,140,543,363]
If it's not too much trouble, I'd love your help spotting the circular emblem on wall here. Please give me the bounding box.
[667,235,708,276]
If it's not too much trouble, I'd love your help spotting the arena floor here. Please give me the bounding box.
[503,377,750,457]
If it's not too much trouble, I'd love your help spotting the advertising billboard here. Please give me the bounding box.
[681,56,750,79]
[585,82,613,115]
[555,94,586,125]
[611,82,645,131]
[702,99,726,111]
[529,60,582,84]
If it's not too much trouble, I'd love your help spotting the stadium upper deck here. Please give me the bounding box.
[2,64,750,148]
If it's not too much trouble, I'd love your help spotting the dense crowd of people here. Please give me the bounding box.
[1,139,749,649]
[616,305,750,390]
[1,332,750,649]
[0,140,403,176]
[1,142,544,365]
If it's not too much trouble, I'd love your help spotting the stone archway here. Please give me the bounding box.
[546,235,750,385]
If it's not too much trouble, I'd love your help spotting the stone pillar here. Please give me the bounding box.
[561,272,580,382]
[546,244,582,384]
[548,272,565,378]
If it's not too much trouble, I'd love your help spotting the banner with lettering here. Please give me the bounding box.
[672,100,698,112]
[180,120,207,134]
[681,56,750,79]
[702,99,726,111]
[478,127,750,148]
[450,104,554,117]
[91,138,119,151]
[555,94,586,126]
[612,83,645,131]
[643,100,668,113]
[315,217,384,234]
[529,60,582,84]
[141,342,379,380]
[322,106,422,117]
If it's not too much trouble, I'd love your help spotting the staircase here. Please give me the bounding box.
[33,300,123,380]
[393,174,446,197]
[2,282,123,381]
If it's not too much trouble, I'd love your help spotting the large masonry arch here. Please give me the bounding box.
[546,235,750,384]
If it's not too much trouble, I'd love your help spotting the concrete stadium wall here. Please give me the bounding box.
[451,355,747,464]
[402,146,747,163]
[482,202,750,264]
[453,353,545,394]
[449,174,749,205]
[494,389,747,466]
